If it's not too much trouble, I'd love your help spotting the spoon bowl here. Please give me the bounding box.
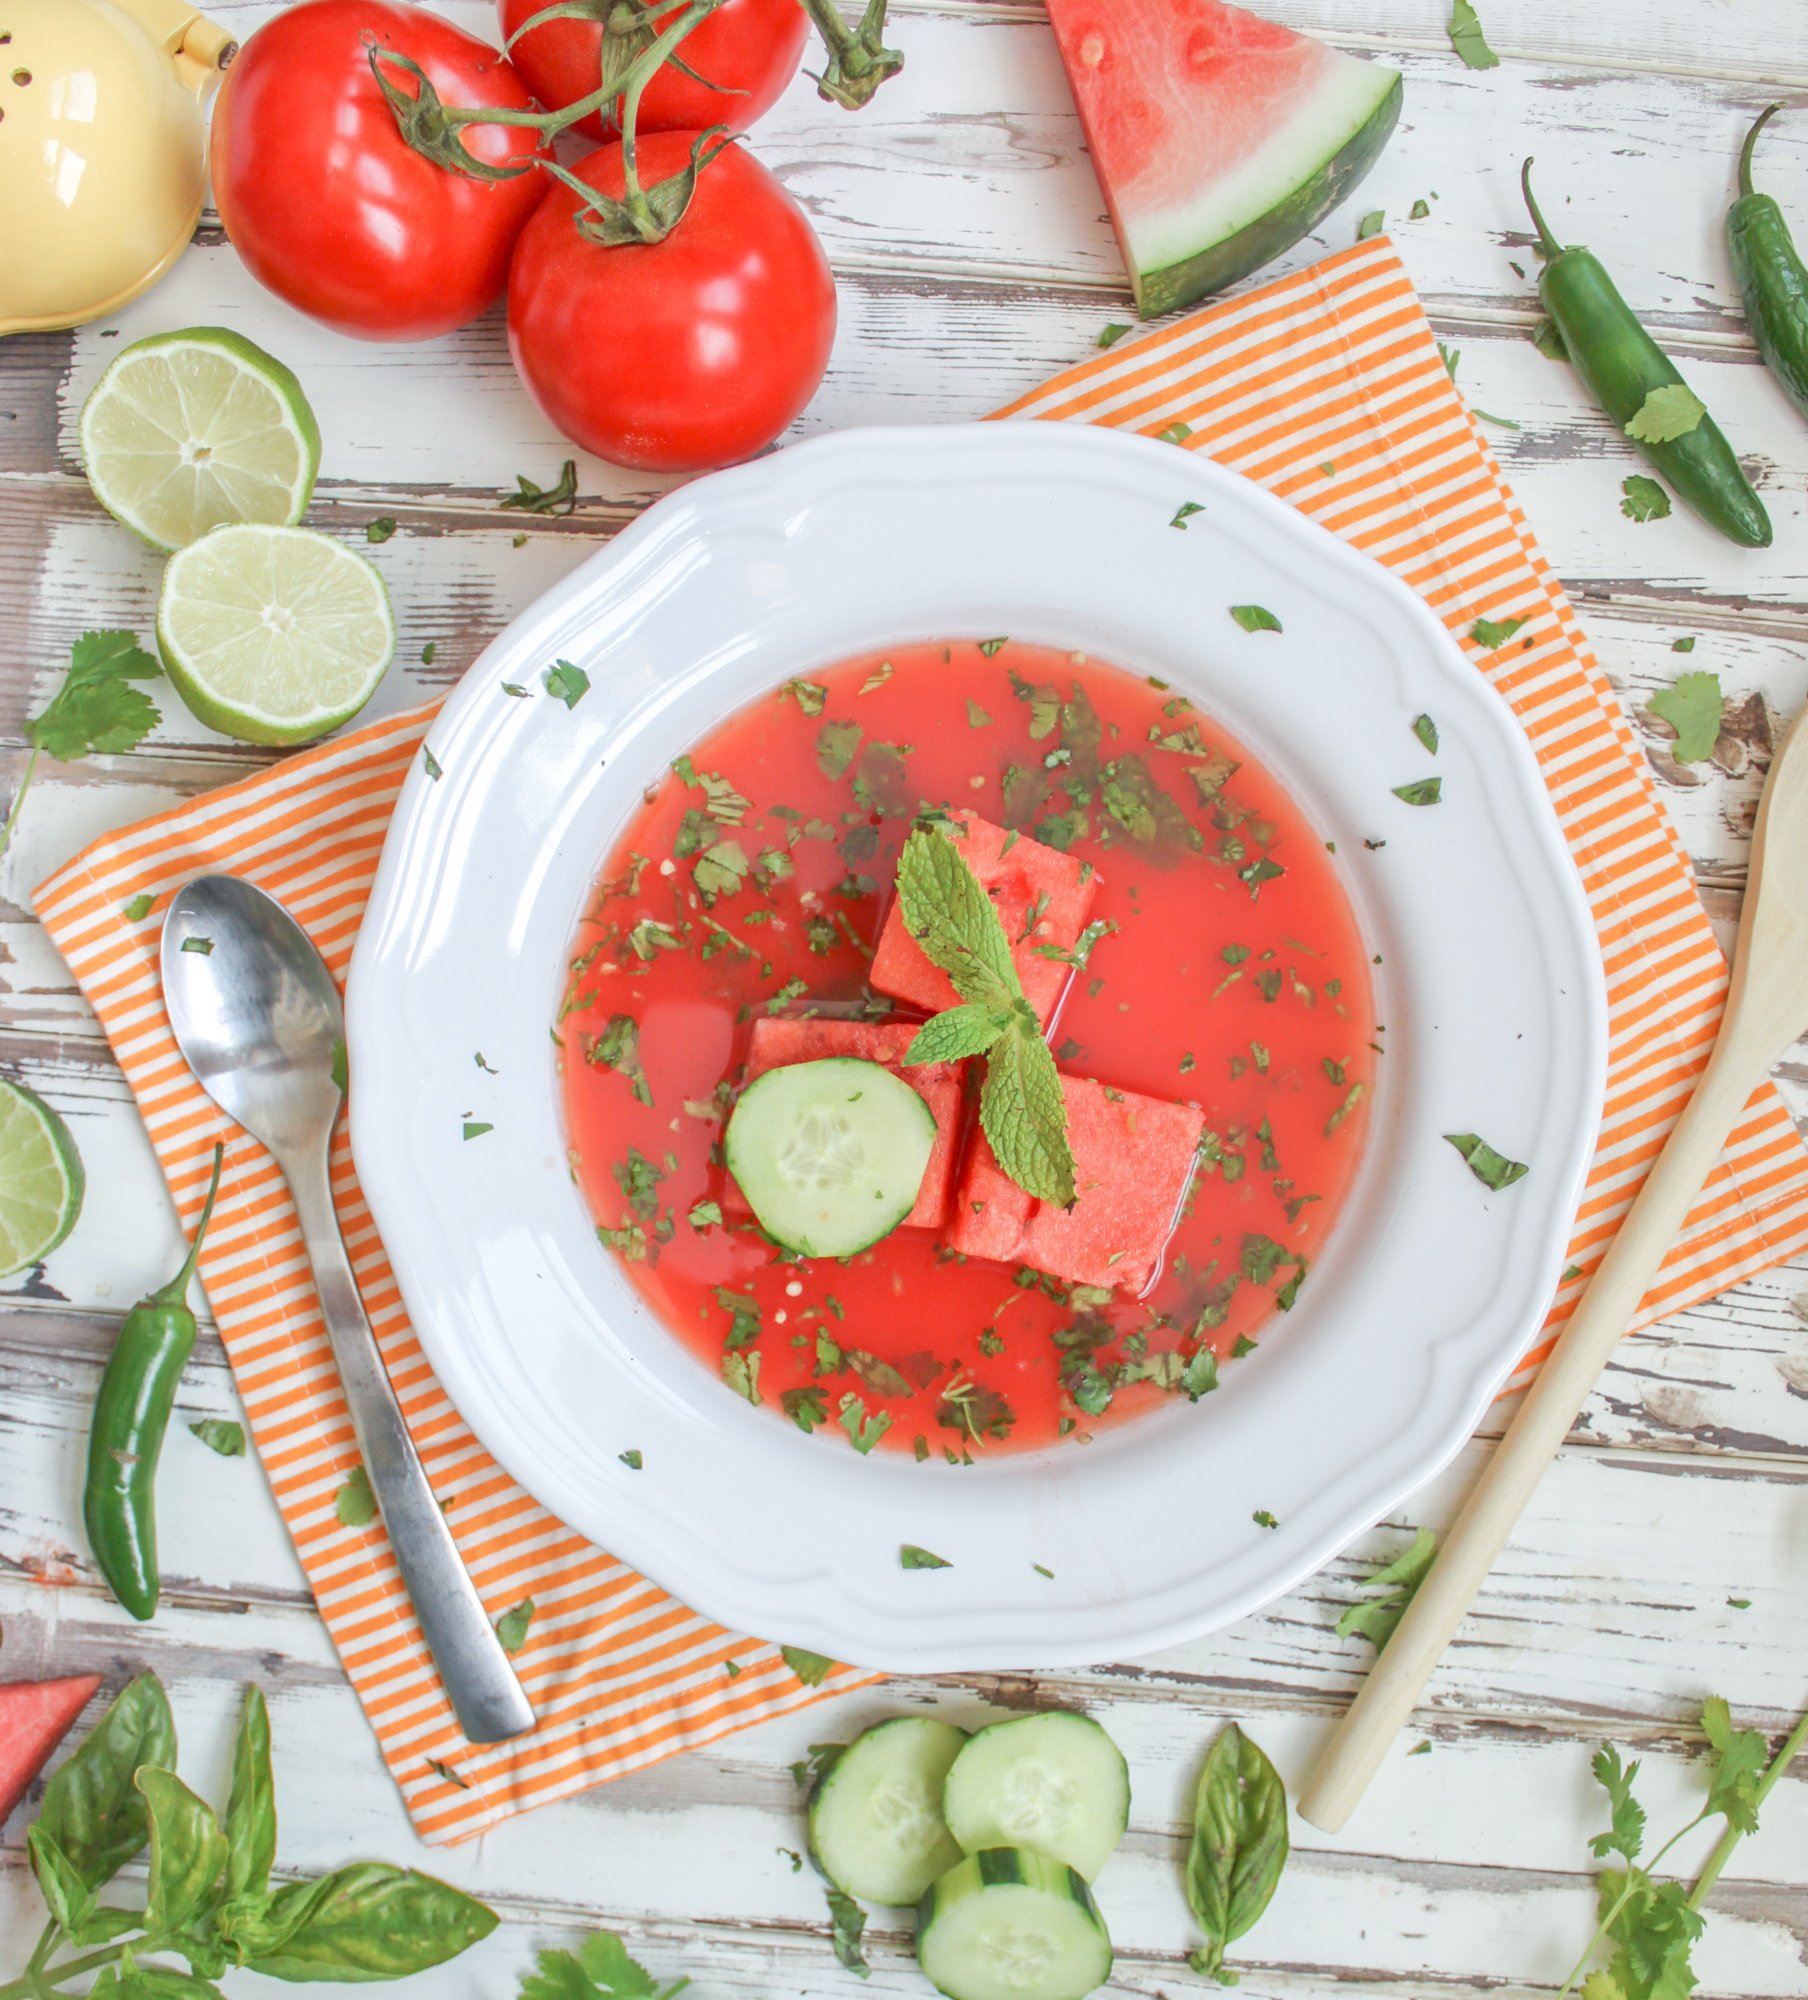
[162,875,343,1161]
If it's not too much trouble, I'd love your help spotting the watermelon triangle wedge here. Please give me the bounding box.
[0,1673,102,1826]
[1047,0,1403,318]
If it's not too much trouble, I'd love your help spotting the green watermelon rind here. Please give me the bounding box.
[1131,70,1404,319]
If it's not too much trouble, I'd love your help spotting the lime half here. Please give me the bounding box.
[80,328,321,554]
[0,1079,85,1277]
[157,524,395,748]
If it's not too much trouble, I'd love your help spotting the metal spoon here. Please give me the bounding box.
[1300,702,1808,1829]
[161,875,536,1746]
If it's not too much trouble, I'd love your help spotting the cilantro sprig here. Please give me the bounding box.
[895,824,1075,1205]
[4,632,163,865]
[1556,1696,1808,2000]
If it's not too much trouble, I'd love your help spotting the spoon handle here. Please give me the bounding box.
[1297,1032,1767,1832]
[290,1155,536,1746]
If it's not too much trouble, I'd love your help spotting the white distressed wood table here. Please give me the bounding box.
[5,3,1808,1993]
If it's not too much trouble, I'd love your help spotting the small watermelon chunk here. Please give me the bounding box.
[1048,0,1403,318]
[0,1673,102,1826]
[871,811,1099,1028]
[948,1072,1204,1293]
[732,1017,965,1230]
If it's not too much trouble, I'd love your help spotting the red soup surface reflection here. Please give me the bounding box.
[559,641,1376,1458]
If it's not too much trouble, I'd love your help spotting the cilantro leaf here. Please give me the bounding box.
[519,1927,682,2000]
[495,1598,534,1654]
[826,1886,870,1978]
[1621,476,1672,523]
[1625,385,1706,445]
[545,660,590,708]
[1392,777,1443,806]
[1648,671,1722,763]
[501,460,578,515]
[1588,1744,1647,1862]
[816,718,863,780]
[334,1465,377,1527]
[1357,209,1386,240]
[1700,1695,1768,1834]
[1470,615,1527,650]
[124,893,154,922]
[1229,604,1282,634]
[1171,501,1205,529]
[187,1418,246,1457]
[26,631,162,763]
[1098,322,1131,348]
[1445,1131,1528,1189]
[781,1645,834,1686]
[1448,0,1500,68]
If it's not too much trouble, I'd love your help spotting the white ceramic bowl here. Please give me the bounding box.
[349,422,1606,1671]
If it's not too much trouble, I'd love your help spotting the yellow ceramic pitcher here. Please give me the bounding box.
[1,0,236,335]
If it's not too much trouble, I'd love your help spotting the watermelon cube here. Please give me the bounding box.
[0,1673,101,1827]
[871,811,1098,1027]
[948,1072,1205,1293]
[733,1017,965,1230]
[1047,0,1403,319]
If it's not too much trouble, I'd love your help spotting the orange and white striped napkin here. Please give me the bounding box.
[37,237,1808,1843]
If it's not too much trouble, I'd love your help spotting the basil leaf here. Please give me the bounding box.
[1185,1723,1289,1983]
[225,1686,278,1903]
[115,1970,227,2000]
[1447,0,1499,68]
[246,1863,499,1980]
[137,1767,227,1935]
[904,1002,1006,1065]
[38,1672,176,1890]
[27,1824,94,1931]
[69,1904,149,1945]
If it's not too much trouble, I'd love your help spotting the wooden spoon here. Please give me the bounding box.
[1300,702,1808,1832]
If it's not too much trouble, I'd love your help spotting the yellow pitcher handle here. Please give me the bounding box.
[106,0,238,95]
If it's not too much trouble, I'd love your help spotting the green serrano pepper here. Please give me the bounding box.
[1522,159,1772,549]
[1728,104,1808,426]
[83,1143,224,1620]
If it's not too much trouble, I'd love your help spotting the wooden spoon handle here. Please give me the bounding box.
[1297,1036,1765,1832]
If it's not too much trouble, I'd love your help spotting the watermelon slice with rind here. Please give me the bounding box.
[0,1673,102,1826]
[1048,0,1403,318]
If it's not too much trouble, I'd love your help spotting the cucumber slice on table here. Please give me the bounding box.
[918,1848,1112,2000]
[724,1057,935,1258]
[809,1716,968,1905]
[942,1712,1130,1882]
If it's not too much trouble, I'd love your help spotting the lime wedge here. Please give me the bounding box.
[157,525,395,748]
[79,329,321,554]
[0,1079,85,1277]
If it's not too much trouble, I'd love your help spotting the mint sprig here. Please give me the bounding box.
[895,825,1075,1205]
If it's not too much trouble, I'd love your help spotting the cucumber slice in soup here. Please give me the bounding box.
[917,1848,1113,2000]
[809,1716,968,1905]
[941,1712,1130,1882]
[725,1057,935,1258]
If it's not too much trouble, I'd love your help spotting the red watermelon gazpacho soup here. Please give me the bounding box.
[558,640,1376,1459]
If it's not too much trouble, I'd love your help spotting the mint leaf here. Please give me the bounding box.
[1336,1526,1438,1651]
[1357,209,1385,240]
[1098,322,1131,348]
[188,1419,246,1458]
[1445,1131,1528,1189]
[587,1014,651,1105]
[501,460,578,515]
[1392,777,1443,806]
[826,1886,870,1978]
[1621,476,1672,523]
[1625,385,1706,445]
[27,631,162,763]
[1448,0,1499,68]
[1229,604,1282,634]
[900,1544,952,1569]
[781,1645,834,1686]
[1648,671,1722,763]
[895,824,1016,1008]
[123,893,154,922]
[1412,714,1439,755]
[905,1003,1006,1065]
[367,517,397,544]
[1171,501,1205,529]
[979,1022,1075,1207]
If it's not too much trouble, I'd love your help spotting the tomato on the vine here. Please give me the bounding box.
[212,0,548,342]
[507,133,836,472]
[498,0,808,140]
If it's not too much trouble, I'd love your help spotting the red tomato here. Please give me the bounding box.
[507,133,837,471]
[212,1,549,342]
[498,0,807,141]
